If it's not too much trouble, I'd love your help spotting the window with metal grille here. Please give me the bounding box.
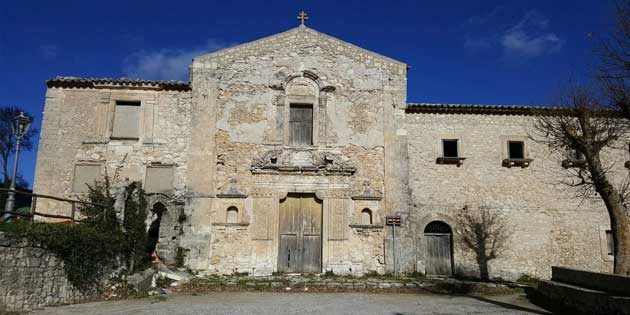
[289,104,313,146]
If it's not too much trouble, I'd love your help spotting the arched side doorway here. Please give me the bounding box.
[146,202,167,256]
[424,221,453,276]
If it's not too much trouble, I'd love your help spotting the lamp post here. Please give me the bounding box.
[2,112,31,222]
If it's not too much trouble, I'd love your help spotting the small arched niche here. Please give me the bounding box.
[226,206,239,224]
[360,208,373,225]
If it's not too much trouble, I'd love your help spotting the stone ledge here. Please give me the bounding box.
[530,279,630,315]
[211,223,250,227]
[551,266,630,296]
[349,224,384,230]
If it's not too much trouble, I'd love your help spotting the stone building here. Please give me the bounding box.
[33,20,621,279]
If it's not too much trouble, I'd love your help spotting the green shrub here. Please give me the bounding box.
[4,178,150,291]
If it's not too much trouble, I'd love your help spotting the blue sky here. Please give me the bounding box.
[0,0,614,188]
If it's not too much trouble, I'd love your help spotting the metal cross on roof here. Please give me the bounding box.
[297,11,309,25]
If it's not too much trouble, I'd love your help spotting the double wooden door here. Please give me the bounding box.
[425,233,453,276]
[278,194,322,273]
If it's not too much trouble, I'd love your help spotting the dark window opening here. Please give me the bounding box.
[289,104,313,146]
[442,139,459,158]
[508,141,525,159]
[606,230,615,256]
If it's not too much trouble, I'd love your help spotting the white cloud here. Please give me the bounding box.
[464,9,563,58]
[501,10,563,57]
[122,39,235,81]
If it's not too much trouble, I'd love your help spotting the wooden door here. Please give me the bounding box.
[278,194,322,273]
[425,233,453,276]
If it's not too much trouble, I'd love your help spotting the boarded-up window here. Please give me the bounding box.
[227,206,238,223]
[289,104,313,146]
[72,164,101,193]
[111,101,141,139]
[606,230,615,256]
[144,166,174,193]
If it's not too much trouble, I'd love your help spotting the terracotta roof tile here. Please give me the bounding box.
[46,77,191,91]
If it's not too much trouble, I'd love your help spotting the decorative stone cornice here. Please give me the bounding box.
[46,77,191,91]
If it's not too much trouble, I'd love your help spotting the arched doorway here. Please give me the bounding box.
[424,221,453,276]
[146,202,166,256]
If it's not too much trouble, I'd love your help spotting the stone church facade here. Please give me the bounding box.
[33,24,621,279]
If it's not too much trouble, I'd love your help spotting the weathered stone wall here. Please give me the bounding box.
[183,25,407,275]
[0,233,91,311]
[404,112,618,279]
[34,87,192,218]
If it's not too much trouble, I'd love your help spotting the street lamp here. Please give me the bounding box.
[2,112,31,222]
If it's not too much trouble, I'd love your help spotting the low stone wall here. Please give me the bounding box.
[0,232,92,311]
[528,266,630,314]
[552,266,630,296]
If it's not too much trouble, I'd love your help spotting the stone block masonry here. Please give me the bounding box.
[0,232,92,311]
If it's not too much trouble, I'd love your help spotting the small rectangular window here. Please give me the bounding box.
[606,230,615,256]
[442,139,459,158]
[289,104,313,146]
[508,141,525,159]
[111,101,141,139]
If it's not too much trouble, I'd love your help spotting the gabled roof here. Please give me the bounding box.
[47,77,191,91]
[193,25,406,66]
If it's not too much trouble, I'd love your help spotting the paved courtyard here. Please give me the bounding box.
[29,292,550,315]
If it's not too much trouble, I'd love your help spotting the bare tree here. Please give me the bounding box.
[599,1,630,120]
[454,205,509,280]
[530,84,630,275]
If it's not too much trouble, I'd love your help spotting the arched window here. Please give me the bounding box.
[226,206,238,223]
[361,208,373,225]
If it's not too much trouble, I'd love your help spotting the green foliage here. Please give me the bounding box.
[12,221,122,291]
[4,178,150,291]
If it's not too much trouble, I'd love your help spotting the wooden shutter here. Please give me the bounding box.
[111,101,141,139]
[289,104,313,146]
